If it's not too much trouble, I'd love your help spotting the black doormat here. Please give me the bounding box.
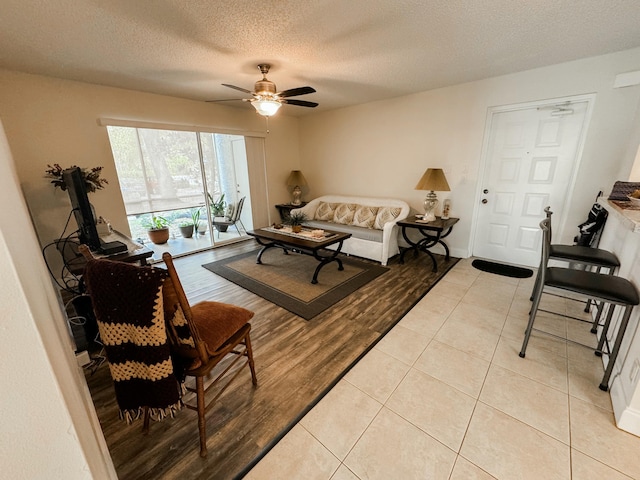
[472,259,533,278]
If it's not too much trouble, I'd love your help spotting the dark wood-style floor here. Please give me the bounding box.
[84,240,457,479]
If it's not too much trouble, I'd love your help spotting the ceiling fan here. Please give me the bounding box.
[209,64,318,116]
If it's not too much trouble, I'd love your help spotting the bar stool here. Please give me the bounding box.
[520,217,638,391]
[532,206,620,331]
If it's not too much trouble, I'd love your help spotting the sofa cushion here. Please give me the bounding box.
[305,220,384,242]
[315,201,337,221]
[333,203,356,224]
[374,206,402,229]
[352,205,379,228]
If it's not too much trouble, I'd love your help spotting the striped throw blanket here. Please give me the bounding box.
[83,259,182,422]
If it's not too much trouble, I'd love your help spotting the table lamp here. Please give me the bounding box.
[415,168,450,222]
[287,170,308,206]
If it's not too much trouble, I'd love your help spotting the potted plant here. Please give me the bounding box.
[144,216,170,244]
[209,193,226,217]
[192,208,203,235]
[45,163,108,192]
[208,193,228,231]
[178,208,201,238]
[178,220,194,239]
[286,211,308,233]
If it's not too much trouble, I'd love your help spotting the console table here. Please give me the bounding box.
[397,216,459,272]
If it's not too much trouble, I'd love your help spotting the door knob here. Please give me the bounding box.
[482,199,488,204]
[483,189,489,194]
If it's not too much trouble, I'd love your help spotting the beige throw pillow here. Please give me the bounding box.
[333,203,356,224]
[374,207,402,229]
[352,205,379,228]
[315,202,337,221]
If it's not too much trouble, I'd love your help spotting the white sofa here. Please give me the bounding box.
[290,195,410,266]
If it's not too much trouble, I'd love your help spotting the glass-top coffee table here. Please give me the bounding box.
[247,226,352,284]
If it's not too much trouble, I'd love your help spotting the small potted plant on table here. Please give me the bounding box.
[145,216,170,244]
[286,211,308,233]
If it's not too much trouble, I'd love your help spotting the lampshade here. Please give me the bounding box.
[252,99,282,117]
[286,170,308,187]
[415,168,451,192]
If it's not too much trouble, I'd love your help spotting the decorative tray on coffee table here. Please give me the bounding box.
[263,225,338,241]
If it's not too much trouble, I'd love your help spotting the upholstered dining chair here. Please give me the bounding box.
[520,218,638,391]
[161,251,257,457]
[78,245,258,457]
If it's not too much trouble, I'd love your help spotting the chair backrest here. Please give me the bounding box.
[544,206,553,242]
[539,217,552,284]
[230,196,245,222]
[161,252,210,365]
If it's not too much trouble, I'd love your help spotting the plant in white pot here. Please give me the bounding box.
[144,216,170,244]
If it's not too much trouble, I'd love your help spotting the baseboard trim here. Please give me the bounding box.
[611,377,640,437]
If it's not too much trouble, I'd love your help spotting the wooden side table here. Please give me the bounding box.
[275,202,307,222]
[397,216,459,272]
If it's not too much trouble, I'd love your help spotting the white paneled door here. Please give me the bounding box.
[473,100,590,267]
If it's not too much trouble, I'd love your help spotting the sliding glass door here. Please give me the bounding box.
[107,126,253,254]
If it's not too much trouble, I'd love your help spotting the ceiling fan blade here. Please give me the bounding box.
[282,99,319,108]
[222,83,253,94]
[206,98,246,103]
[277,86,316,98]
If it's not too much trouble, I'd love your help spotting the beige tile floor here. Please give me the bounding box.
[245,258,640,480]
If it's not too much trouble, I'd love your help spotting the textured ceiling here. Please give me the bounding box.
[1,0,640,116]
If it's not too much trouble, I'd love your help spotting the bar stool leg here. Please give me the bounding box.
[520,284,543,358]
[590,300,605,334]
[600,305,633,391]
[530,267,542,302]
[595,304,616,356]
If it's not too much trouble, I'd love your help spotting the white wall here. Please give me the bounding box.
[299,47,640,257]
[0,120,116,479]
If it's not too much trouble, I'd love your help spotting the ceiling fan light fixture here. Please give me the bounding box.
[252,98,281,117]
[217,64,317,114]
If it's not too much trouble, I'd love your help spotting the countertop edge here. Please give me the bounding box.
[600,198,640,233]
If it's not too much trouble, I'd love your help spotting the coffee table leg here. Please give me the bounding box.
[311,258,341,284]
[310,242,345,284]
[255,240,288,264]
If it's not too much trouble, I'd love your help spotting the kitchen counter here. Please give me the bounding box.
[598,198,640,436]
[603,198,640,233]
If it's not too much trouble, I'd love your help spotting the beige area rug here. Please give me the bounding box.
[202,249,389,319]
